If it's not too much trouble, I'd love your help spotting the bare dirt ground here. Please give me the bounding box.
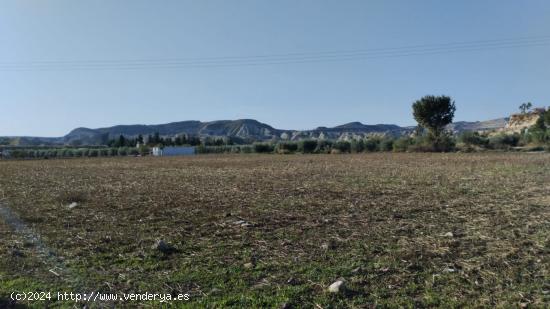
[0,153,548,308]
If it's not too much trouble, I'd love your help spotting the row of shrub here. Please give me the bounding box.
[197,137,445,154]
[199,132,549,155]
[5,146,151,159]
[457,131,550,151]
[196,145,254,154]
[4,131,549,159]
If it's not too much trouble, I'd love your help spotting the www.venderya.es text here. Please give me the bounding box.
[11,291,190,303]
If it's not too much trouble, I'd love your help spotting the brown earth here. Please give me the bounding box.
[0,153,548,308]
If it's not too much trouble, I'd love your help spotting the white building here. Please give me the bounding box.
[152,146,196,157]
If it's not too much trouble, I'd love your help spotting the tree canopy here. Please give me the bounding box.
[412,95,456,136]
[519,102,532,114]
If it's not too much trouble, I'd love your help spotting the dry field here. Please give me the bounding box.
[0,153,549,308]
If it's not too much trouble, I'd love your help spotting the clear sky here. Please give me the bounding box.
[1,0,549,136]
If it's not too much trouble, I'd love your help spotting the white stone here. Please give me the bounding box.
[328,280,345,293]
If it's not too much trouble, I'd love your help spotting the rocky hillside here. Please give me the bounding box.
[500,111,544,134]
[3,112,541,146]
[89,119,284,141]
[446,118,509,133]
[2,120,288,146]
[293,123,413,141]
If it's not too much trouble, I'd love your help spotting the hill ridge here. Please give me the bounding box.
[1,117,511,146]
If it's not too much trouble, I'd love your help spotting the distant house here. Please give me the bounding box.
[152,146,196,157]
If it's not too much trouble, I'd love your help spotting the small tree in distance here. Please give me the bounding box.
[412,95,456,151]
[519,102,532,114]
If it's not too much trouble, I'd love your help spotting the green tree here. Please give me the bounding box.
[253,143,274,153]
[138,145,150,156]
[529,112,548,144]
[412,95,456,151]
[544,108,550,126]
[125,138,136,147]
[118,147,129,156]
[116,134,126,147]
[174,135,182,145]
[188,136,201,146]
[107,139,116,147]
[393,136,413,152]
[276,141,299,154]
[180,134,189,145]
[532,116,546,131]
[298,140,318,153]
[332,141,351,153]
[364,138,379,152]
[458,131,489,147]
[351,139,365,153]
[315,140,333,153]
[379,138,394,151]
[519,102,532,114]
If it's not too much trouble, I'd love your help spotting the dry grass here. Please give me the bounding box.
[0,153,549,308]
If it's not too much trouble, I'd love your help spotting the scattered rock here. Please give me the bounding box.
[328,279,345,293]
[152,240,177,254]
[443,232,454,237]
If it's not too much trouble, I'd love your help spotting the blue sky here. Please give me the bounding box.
[1,0,549,136]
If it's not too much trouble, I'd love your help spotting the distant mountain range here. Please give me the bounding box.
[1,117,510,146]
